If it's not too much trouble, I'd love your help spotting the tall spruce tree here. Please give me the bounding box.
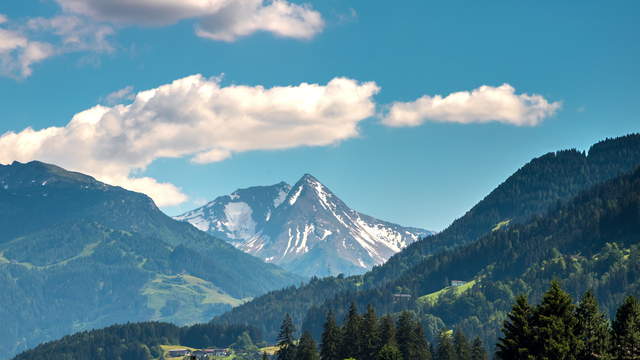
[470,337,487,360]
[340,302,363,359]
[412,321,433,360]
[612,296,640,360]
[436,332,456,360]
[397,312,416,360]
[320,310,341,360]
[532,281,580,360]
[496,295,534,360]
[296,331,320,360]
[379,315,398,349]
[361,305,381,360]
[453,328,471,360]
[394,311,431,360]
[276,314,296,360]
[575,290,612,360]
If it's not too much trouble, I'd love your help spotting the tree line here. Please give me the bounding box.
[275,303,487,360]
[497,281,640,359]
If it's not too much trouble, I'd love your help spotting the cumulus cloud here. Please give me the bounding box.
[56,0,324,41]
[0,75,379,206]
[382,84,561,127]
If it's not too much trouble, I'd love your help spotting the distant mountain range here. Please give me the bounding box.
[175,174,433,277]
[0,161,301,360]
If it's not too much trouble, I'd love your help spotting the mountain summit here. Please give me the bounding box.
[176,174,432,277]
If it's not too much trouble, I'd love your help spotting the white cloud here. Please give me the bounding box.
[0,0,322,77]
[382,84,561,127]
[56,0,324,41]
[0,75,379,206]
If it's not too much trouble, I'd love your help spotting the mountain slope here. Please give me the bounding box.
[319,164,640,348]
[0,161,300,360]
[215,133,640,341]
[176,174,432,277]
[174,181,291,246]
[367,133,640,283]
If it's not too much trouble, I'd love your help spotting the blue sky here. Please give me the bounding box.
[0,0,638,230]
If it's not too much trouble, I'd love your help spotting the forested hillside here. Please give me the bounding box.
[0,161,300,359]
[11,322,260,360]
[215,134,640,341]
[368,133,640,283]
[302,165,640,348]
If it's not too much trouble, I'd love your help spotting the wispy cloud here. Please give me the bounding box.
[0,75,379,206]
[0,15,56,78]
[0,14,114,78]
[381,84,561,127]
[103,85,135,105]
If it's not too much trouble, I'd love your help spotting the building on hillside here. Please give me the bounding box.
[167,349,191,357]
[205,349,231,357]
[451,280,467,287]
[192,350,207,359]
[392,293,412,302]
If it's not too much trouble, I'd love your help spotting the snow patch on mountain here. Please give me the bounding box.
[274,189,288,208]
[222,202,256,240]
[288,185,303,205]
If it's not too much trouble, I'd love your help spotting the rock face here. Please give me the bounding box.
[176,174,433,277]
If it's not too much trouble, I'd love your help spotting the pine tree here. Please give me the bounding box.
[296,331,320,360]
[575,290,612,360]
[396,311,415,360]
[436,332,456,360]
[340,302,362,359]
[412,321,432,360]
[377,344,403,360]
[453,328,471,360]
[276,314,296,360]
[470,337,487,360]
[320,310,341,360]
[532,281,580,360]
[496,295,534,360]
[361,304,381,360]
[612,296,640,360]
[394,311,430,360]
[379,315,398,349]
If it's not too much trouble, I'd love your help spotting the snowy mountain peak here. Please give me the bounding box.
[175,175,434,277]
